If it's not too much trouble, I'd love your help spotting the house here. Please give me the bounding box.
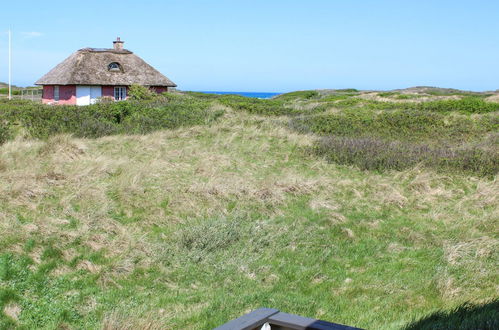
[35,38,176,105]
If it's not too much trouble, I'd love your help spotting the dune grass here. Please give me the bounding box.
[0,92,498,329]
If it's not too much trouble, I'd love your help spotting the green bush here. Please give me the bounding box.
[377,92,398,97]
[335,88,359,93]
[0,120,11,144]
[290,109,498,144]
[321,94,360,102]
[0,88,21,95]
[183,91,224,99]
[218,94,329,116]
[359,97,499,113]
[377,92,423,99]
[122,100,224,134]
[275,90,319,101]
[417,97,499,113]
[218,95,291,115]
[127,84,156,100]
[0,95,224,143]
[312,96,499,113]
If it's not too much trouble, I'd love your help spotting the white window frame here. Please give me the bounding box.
[108,62,121,71]
[114,86,126,101]
[54,86,60,101]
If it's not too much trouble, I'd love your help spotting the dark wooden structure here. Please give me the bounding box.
[214,308,362,330]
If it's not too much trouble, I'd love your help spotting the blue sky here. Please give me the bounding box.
[0,0,498,92]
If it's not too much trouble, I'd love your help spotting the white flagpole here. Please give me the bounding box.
[8,28,12,100]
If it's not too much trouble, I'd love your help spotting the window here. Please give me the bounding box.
[54,86,60,101]
[114,87,126,101]
[108,62,121,71]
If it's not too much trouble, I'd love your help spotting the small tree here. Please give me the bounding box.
[128,84,156,100]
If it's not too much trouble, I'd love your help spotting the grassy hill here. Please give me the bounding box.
[0,90,498,329]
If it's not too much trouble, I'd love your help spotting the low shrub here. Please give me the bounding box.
[395,94,423,99]
[122,101,224,134]
[182,91,223,99]
[275,90,319,101]
[179,218,243,254]
[311,96,499,113]
[218,95,292,115]
[290,110,498,144]
[218,94,331,116]
[0,95,224,142]
[360,97,499,113]
[9,102,121,139]
[377,92,423,99]
[320,94,358,102]
[127,84,156,100]
[335,88,359,93]
[171,216,250,263]
[0,88,21,95]
[313,136,498,177]
[424,88,492,98]
[377,92,398,97]
[0,120,11,144]
[417,97,499,113]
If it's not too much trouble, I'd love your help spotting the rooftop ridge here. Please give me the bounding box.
[78,47,133,54]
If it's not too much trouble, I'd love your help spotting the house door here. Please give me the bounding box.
[76,86,91,105]
[76,86,102,105]
[90,86,102,104]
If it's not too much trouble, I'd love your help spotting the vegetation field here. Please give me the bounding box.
[0,87,498,329]
[0,82,42,99]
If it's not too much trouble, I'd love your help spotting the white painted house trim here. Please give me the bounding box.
[90,86,102,104]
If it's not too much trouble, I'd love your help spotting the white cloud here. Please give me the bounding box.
[21,31,43,38]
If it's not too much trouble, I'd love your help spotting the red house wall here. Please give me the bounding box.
[41,85,170,104]
[42,85,76,105]
[151,86,169,94]
[42,85,54,104]
[102,86,115,99]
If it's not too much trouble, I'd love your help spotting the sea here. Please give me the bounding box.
[196,91,281,99]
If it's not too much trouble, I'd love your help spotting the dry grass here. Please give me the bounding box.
[101,312,173,330]
[0,113,322,272]
[358,92,462,103]
[485,94,499,103]
[0,110,497,329]
[3,304,21,321]
[444,237,498,266]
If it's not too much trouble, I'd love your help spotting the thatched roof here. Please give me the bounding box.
[35,47,176,87]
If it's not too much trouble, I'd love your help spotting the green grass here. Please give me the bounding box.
[0,90,498,329]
